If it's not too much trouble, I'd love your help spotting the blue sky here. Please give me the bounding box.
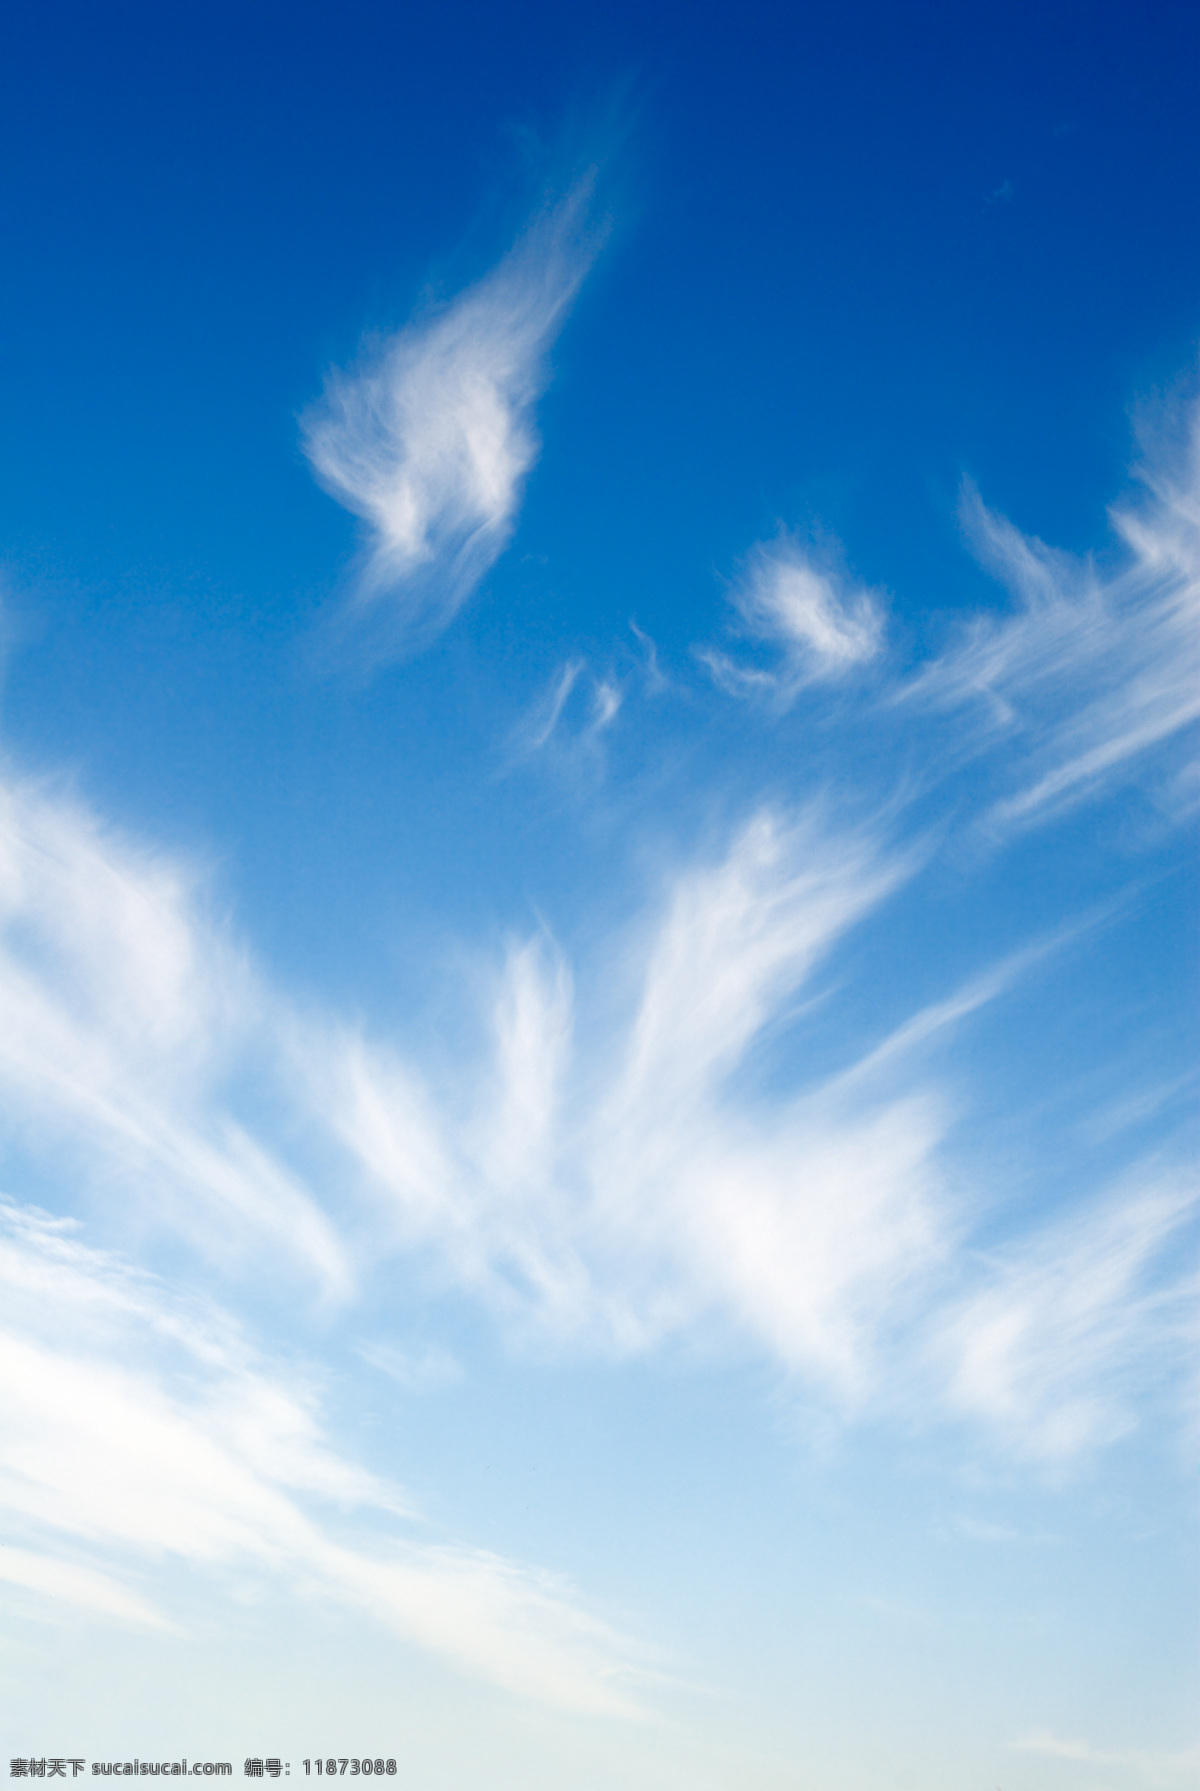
[0,2,1197,1784]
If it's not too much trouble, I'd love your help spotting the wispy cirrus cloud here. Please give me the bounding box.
[0,775,349,1295]
[302,181,605,661]
[900,392,1200,832]
[0,749,1191,1460]
[505,627,664,765]
[0,1198,647,1714]
[0,754,945,1399]
[698,534,887,705]
[308,807,949,1382]
[691,393,1198,846]
[933,1170,1197,1460]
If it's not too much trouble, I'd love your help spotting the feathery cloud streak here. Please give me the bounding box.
[899,398,1200,831]
[310,812,947,1383]
[2,752,1189,1459]
[0,776,348,1294]
[699,535,886,705]
[696,396,1199,844]
[303,182,604,657]
[0,1198,646,1714]
[933,1170,1198,1459]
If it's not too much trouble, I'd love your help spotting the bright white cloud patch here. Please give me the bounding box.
[309,809,948,1379]
[302,182,604,657]
[700,535,886,703]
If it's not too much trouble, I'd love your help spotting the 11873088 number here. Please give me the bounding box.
[302,1764,395,1776]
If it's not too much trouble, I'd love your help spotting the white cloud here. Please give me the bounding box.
[0,1197,647,1714]
[608,810,909,1119]
[695,390,1198,830]
[591,676,622,731]
[302,181,604,658]
[934,1170,1198,1460]
[507,658,630,764]
[482,933,574,1198]
[513,658,587,754]
[0,776,350,1295]
[700,536,886,704]
[315,809,949,1386]
[2,752,1185,1460]
[901,391,1200,831]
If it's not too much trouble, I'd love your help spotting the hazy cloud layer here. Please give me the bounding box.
[1013,1727,1200,1787]
[0,1199,646,1714]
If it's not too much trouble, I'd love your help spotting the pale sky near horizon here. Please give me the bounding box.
[0,3,1197,1786]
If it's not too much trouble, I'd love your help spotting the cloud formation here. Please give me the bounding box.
[1,383,1197,1692]
[306,810,950,1388]
[303,182,604,658]
[902,395,1200,831]
[0,776,349,1294]
[690,394,1198,851]
[699,535,886,704]
[0,1198,646,1714]
[0,738,1191,1473]
[934,1171,1197,1459]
